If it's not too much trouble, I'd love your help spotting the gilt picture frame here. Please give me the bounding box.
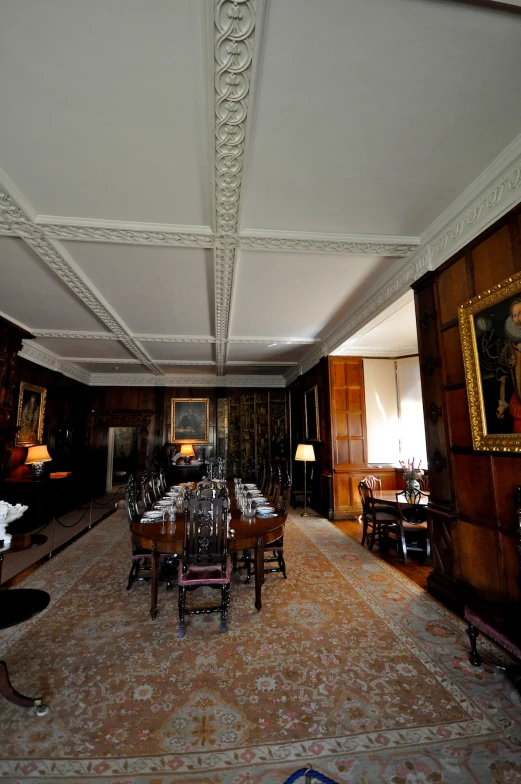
[304,386,320,441]
[16,382,47,446]
[171,398,209,444]
[459,270,521,452]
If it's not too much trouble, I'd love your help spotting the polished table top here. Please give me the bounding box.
[130,491,286,615]
[374,489,429,505]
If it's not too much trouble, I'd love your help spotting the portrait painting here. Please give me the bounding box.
[459,270,521,452]
[171,398,209,443]
[16,382,47,446]
[304,386,320,441]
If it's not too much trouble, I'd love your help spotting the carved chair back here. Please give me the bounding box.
[361,475,381,493]
[398,487,428,525]
[182,491,229,572]
[125,475,140,523]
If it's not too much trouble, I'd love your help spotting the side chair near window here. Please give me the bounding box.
[361,474,382,493]
[178,490,232,637]
[464,485,521,689]
[358,480,400,550]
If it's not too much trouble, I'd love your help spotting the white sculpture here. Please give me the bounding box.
[0,500,28,548]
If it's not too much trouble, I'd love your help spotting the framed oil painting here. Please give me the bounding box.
[16,382,47,446]
[304,386,320,441]
[459,270,521,452]
[171,398,209,443]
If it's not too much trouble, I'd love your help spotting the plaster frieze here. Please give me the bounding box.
[137,335,217,343]
[40,223,214,248]
[88,373,285,387]
[31,330,118,340]
[19,340,91,385]
[239,234,417,256]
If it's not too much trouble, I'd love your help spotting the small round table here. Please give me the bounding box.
[0,533,50,715]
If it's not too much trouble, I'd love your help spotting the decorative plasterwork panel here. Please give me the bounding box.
[89,373,285,387]
[138,334,217,343]
[31,330,117,340]
[228,336,320,344]
[213,0,258,371]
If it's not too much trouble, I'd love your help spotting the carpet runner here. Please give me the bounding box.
[0,511,520,783]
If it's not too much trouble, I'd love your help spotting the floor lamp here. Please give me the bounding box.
[295,444,315,517]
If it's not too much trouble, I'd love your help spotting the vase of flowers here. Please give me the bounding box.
[0,500,28,548]
[400,459,423,491]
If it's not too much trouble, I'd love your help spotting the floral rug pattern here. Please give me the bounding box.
[0,512,520,783]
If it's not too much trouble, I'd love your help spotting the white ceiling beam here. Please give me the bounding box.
[38,218,214,248]
[0,188,162,375]
[239,230,418,256]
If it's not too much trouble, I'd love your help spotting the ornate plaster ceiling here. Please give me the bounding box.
[0,0,521,387]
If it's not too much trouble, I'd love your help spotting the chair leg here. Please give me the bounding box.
[361,516,368,546]
[220,584,229,633]
[466,623,482,667]
[368,523,376,550]
[126,560,139,590]
[400,532,408,563]
[178,586,186,638]
[245,554,253,584]
[277,551,287,578]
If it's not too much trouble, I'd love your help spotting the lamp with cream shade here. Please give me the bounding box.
[179,443,195,465]
[294,443,315,517]
[25,445,52,480]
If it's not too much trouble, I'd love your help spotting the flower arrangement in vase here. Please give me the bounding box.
[400,458,424,490]
[0,500,28,548]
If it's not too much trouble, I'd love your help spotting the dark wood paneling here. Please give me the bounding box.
[472,225,514,293]
[446,388,473,448]
[441,326,465,387]
[437,256,468,326]
[452,453,495,526]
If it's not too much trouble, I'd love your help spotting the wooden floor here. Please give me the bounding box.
[333,517,431,591]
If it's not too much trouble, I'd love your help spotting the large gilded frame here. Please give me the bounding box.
[171,398,209,444]
[459,271,521,452]
[16,381,47,446]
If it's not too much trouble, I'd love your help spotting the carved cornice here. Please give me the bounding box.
[89,373,285,387]
[40,222,214,248]
[31,330,117,340]
[332,344,418,358]
[228,336,320,344]
[19,340,91,385]
[239,233,417,256]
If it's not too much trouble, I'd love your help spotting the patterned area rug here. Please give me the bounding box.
[1,512,520,784]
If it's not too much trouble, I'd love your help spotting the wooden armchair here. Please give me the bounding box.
[464,486,521,688]
[358,480,400,550]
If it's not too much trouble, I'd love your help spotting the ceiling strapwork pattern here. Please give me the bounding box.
[1,0,521,386]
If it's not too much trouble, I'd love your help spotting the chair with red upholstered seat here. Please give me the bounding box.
[178,489,231,637]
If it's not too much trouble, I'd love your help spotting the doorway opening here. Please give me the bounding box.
[106,427,138,493]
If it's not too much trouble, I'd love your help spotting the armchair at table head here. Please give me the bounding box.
[178,490,232,637]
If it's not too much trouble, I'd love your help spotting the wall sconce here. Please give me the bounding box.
[25,445,52,480]
[179,444,195,465]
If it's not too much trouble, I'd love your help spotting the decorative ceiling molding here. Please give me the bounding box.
[228,336,320,344]
[39,220,214,248]
[239,230,418,256]
[332,345,419,358]
[213,0,259,372]
[0,224,16,237]
[70,358,217,366]
[19,340,91,385]
[31,330,117,340]
[0,188,163,375]
[136,334,216,343]
[89,373,285,387]
[227,360,298,365]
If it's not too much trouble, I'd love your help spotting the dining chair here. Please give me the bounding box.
[242,481,291,584]
[419,474,430,492]
[178,490,232,637]
[358,481,400,550]
[361,475,382,493]
[389,487,430,563]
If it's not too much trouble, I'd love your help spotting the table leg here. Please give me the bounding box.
[150,545,159,620]
[254,536,264,612]
[0,661,48,714]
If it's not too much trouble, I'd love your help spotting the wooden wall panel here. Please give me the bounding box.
[472,225,514,294]
[458,522,502,601]
[441,327,465,386]
[446,388,472,448]
[437,257,468,325]
[415,204,521,607]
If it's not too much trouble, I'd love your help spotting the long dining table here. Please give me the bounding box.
[130,492,286,619]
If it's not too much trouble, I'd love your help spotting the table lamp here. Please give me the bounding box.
[179,444,195,464]
[25,445,52,480]
[295,444,315,517]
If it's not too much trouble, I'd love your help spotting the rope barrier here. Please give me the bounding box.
[52,505,91,529]
[283,769,340,784]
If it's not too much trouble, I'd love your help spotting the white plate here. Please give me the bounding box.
[256,511,278,518]
[142,511,162,519]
